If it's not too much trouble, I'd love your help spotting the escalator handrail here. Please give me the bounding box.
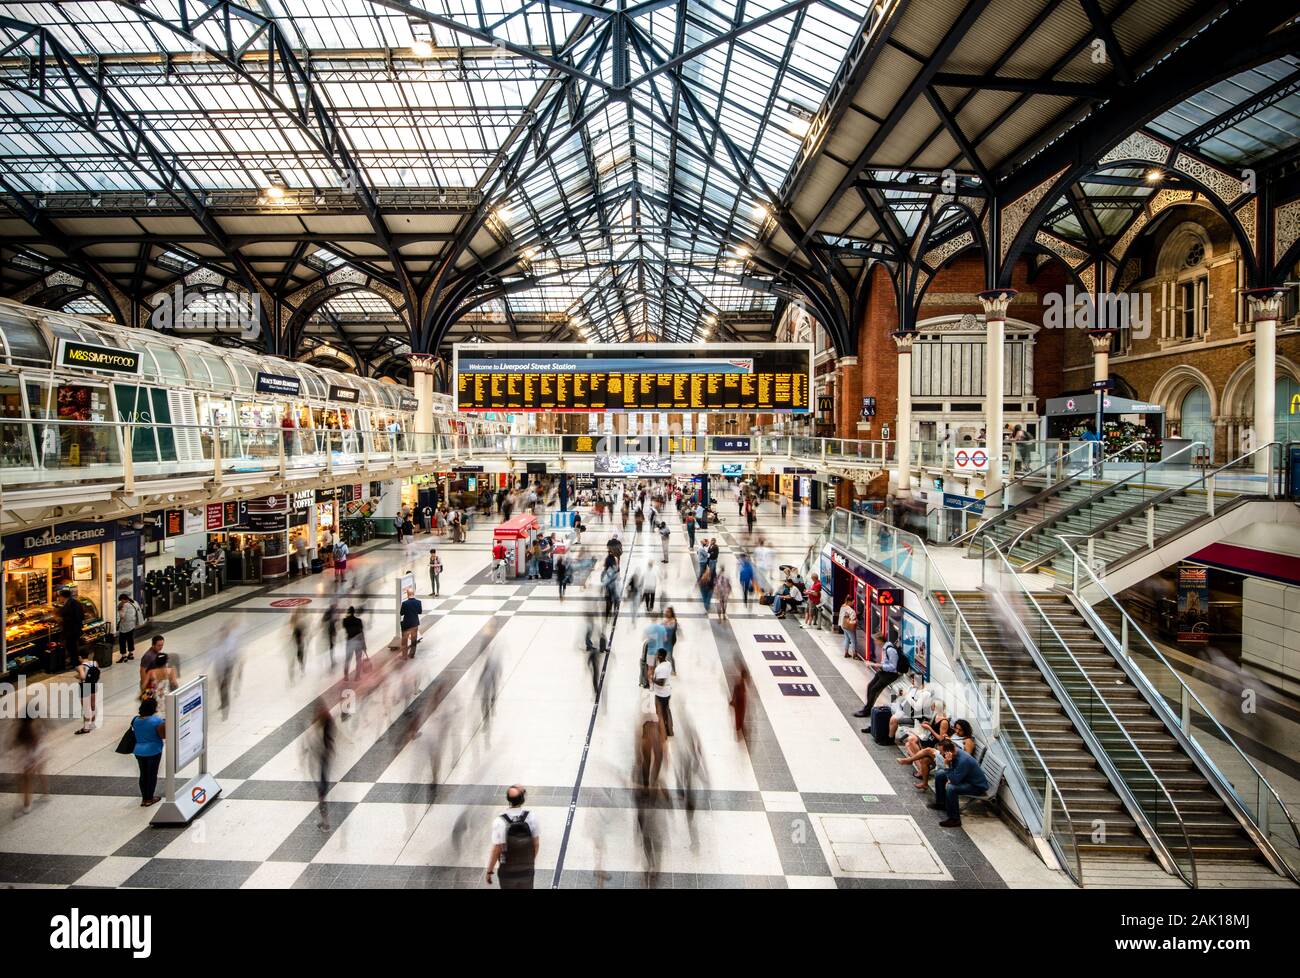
[826,508,1085,884]
[1056,531,1300,881]
[984,538,1200,888]
[1000,440,1206,558]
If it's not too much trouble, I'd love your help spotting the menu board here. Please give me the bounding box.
[454,344,811,413]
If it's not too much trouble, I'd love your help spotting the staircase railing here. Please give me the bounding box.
[1051,442,1285,575]
[982,539,1200,887]
[946,440,1104,546]
[996,440,1207,567]
[1056,533,1300,880]
[823,508,1085,884]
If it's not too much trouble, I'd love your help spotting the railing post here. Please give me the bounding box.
[1072,553,1079,594]
[1042,782,1054,836]
[210,424,221,487]
[1257,780,1271,834]
[1146,505,1155,547]
[122,425,136,494]
[1120,616,1129,658]
[1180,686,1191,734]
[1207,475,1215,517]
[1086,536,1095,569]
[277,429,286,479]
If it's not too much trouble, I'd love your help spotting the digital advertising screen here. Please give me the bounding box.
[453,343,812,414]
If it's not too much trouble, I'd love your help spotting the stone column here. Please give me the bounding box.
[892,330,917,497]
[837,355,860,440]
[408,354,438,451]
[1245,287,1286,475]
[1088,329,1114,384]
[977,290,1016,505]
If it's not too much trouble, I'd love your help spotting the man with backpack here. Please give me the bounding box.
[486,785,540,888]
[658,519,670,563]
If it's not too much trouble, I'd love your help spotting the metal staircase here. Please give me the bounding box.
[1037,444,1286,581]
[994,442,1208,570]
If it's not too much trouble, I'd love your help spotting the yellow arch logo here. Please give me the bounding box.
[1291,393,1300,416]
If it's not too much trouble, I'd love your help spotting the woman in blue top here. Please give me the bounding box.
[132,698,166,807]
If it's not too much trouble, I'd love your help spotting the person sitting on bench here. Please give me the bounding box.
[929,737,989,828]
[893,712,951,790]
[898,718,975,790]
[771,579,804,618]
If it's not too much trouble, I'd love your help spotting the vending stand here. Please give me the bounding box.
[493,514,540,578]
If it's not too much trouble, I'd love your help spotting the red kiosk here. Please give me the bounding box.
[493,514,540,578]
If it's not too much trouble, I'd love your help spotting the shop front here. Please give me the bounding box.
[2,520,134,677]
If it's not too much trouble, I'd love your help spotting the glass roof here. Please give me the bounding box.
[1148,56,1300,168]
[0,0,870,345]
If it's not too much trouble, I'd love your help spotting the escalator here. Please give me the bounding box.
[1031,593,1275,871]
[951,591,1157,866]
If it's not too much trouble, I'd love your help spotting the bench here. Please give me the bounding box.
[958,752,1005,813]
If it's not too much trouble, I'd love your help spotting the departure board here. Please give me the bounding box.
[454,343,812,413]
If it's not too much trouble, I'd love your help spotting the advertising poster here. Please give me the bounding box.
[175,684,205,771]
[1177,565,1210,643]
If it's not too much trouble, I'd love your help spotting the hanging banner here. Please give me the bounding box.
[1176,565,1210,643]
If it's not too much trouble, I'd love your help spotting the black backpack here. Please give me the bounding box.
[84,662,101,686]
[500,811,534,867]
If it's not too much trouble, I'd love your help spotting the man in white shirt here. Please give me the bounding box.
[653,649,674,737]
[486,785,540,889]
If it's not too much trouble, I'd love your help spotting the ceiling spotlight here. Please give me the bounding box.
[751,201,770,221]
[494,204,514,224]
[411,39,434,58]
[1144,168,1164,184]
[264,184,285,200]
[732,245,751,259]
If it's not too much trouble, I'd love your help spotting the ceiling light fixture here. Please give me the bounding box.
[1144,168,1164,184]
[411,39,434,58]
[752,201,771,221]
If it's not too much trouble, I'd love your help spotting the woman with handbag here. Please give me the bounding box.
[116,592,143,663]
[129,699,166,807]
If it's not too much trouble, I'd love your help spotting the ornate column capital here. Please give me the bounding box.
[838,355,859,367]
[407,353,442,375]
[891,330,918,353]
[1244,287,1289,322]
[1087,329,1116,354]
[976,289,1017,320]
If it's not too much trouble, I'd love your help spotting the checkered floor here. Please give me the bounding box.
[0,495,1047,889]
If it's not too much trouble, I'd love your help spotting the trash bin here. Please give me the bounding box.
[95,642,113,669]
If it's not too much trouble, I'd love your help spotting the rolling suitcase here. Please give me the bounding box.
[540,558,553,580]
[870,705,893,746]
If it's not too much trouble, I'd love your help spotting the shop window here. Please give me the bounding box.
[0,377,32,467]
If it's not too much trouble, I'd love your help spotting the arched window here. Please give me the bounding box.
[1180,386,1213,453]
[1277,376,1300,446]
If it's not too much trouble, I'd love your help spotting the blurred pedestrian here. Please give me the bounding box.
[12,710,48,815]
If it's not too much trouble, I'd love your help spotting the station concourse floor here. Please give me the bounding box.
[0,494,1067,890]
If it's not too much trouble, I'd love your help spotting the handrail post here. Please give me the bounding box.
[122,424,136,494]
[210,424,221,487]
[1042,782,1054,836]
[1146,506,1155,548]
[278,429,286,479]
[1207,475,1215,517]
[1180,686,1191,734]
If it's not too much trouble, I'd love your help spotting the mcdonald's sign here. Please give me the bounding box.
[1290,393,1300,415]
